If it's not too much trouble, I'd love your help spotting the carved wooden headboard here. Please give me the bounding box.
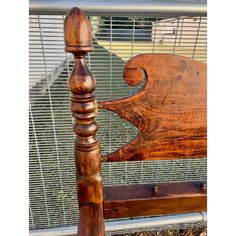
[99,54,207,162]
[64,7,207,236]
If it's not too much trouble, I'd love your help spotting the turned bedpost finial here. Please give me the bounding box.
[64,7,94,54]
[64,7,105,236]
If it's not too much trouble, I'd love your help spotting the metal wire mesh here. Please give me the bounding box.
[29,13,207,231]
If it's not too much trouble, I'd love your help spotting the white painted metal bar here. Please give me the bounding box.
[29,0,207,16]
[29,212,207,236]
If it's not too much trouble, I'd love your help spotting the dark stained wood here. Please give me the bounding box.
[103,181,207,219]
[64,7,207,231]
[99,54,207,162]
[64,7,105,236]
[64,7,93,53]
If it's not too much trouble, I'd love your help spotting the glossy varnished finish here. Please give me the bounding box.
[99,54,207,162]
[64,7,105,236]
[64,7,207,232]
[103,181,207,219]
[64,7,93,53]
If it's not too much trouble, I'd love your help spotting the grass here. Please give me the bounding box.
[97,41,206,63]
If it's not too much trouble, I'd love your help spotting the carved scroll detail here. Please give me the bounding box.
[64,7,105,236]
[99,54,207,162]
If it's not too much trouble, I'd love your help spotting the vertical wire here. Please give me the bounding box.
[38,15,66,225]
[29,104,50,226]
[180,159,185,180]
[87,16,91,70]
[131,16,135,58]
[109,16,112,151]
[29,198,35,229]
[178,17,184,46]
[124,161,127,185]
[63,14,75,137]
[108,16,113,186]
[173,17,180,54]
[192,16,202,59]
[108,162,111,186]
[87,16,93,71]
[184,158,191,181]
[125,90,130,184]
[152,17,158,53]
[140,161,143,183]
[124,129,129,185]
[169,160,175,181]
[130,15,135,98]
[162,21,166,45]
[155,161,159,182]
[199,158,206,181]
[66,52,75,136]
[152,17,159,185]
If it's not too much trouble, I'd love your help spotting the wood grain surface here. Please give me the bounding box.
[99,54,207,162]
[103,181,207,219]
[64,7,207,231]
[64,7,105,236]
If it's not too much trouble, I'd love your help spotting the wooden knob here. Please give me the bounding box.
[64,7,94,53]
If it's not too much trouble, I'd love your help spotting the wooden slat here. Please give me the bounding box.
[103,181,207,219]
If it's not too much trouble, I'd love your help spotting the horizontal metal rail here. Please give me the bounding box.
[29,212,207,236]
[29,0,207,16]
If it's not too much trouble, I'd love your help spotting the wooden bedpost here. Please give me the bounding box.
[64,7,105,236]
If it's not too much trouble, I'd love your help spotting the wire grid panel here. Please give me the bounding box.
[29,14,207,230]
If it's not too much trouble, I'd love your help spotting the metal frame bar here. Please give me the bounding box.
[29,212,207,236]
[29,0,207,16]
